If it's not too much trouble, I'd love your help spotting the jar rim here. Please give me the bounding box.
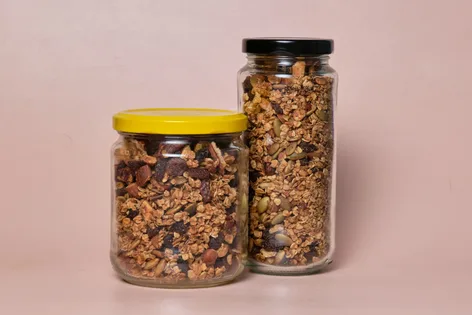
[242,38,334,55]
[113,108,247,135]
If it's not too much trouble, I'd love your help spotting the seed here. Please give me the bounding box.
[144,258,159,270]
[273,118,282,137]
[288,152,307,160]
[315,109,329,121]
[279,197,291,210]
[267,143,280,155]
[315,77,327,85]
[271,147,284,159]
[184,203,197,216]
[271,213,285,225]
[285,142,297,156]
[155,259,167,276]
[275,234,293,246]
[274,250,286,264]
[257,197,269,213]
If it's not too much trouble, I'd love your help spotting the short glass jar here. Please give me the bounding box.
[111,109,249,288]
[238,38,337,275]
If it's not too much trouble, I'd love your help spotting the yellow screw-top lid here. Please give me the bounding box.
[113,108,248,135]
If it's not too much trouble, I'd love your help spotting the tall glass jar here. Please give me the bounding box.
[238,38,337,275]
[111,109,249,288]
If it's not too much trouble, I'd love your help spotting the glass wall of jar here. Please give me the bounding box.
[238,38,337,275]
[111,109,248,288]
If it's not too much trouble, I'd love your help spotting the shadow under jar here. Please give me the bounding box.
[238,38,338,275]
[111,109,249,288]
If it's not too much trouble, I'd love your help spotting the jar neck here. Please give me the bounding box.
[246,54,330,66]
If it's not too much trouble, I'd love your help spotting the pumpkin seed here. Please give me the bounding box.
[273,118,282,137]
[257,197,270,213]
[285,142,297,156]
[267,143,280,155]
[288,152,307,160]
[144,258,159,270]
[275,234,293,246]
[271,213,285,225]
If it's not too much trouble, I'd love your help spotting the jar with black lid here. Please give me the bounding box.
[238,38,337,275]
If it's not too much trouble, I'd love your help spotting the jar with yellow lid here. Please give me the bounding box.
[111,108,248,288]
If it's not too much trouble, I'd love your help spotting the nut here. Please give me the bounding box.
[144,258,159,270]
[202,249,218,265]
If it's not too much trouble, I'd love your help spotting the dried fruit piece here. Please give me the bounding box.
[126,209,139,219]
[187,168,210,180]
[209,233,224,250]
[202,249,218,265]
[116,167,133,183]
[195,147,210,162]
[162,143,186,155]
[299,141,318,153]
[200,180,211,203]
[166,158,188,176]
[279,196,291,210]
[153,159,168,182]
[125,183,140,198]
[136,165,152,187]
[126,160,146,172]
[147,226,161,240]
[169,221,188,234]
[271,103,283,114]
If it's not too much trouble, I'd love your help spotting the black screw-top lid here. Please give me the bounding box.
[242,38,334,55]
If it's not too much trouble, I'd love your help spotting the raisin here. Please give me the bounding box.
[209,233,224,250]
[214,257,226,269]
[299,141,318,153]
[248,186,255,204]
[166,158,188,177]
[200,180,211,203]
[116,187,127,196]
[249,171,260,183]
[169,221,188,234]
[162,234,174,248]
[264,163,275,175]
[304,241,320,261]
[153,159,168,182]
[144,139,160,156]
[163,143,186,154]
[126,160,146,172]
[146,226,161,239]
[299,157,310,166]
[226,204,236,214]
[262,231,285,251]
[187,168,210,180]
[229,172,238,187]
[116,167,133,184]
[177,260,189,273]
[271,103,284,114]
[126,209,139,219]
[224,216,236,231]
[195,148,210,162]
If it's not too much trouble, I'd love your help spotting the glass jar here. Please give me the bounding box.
[238,38,337,275]
[110,109,249,288]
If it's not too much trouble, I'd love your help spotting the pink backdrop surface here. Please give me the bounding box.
[0,0,471,314]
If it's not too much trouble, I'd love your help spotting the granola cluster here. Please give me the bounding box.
[242,61,334,267]
[112,136,247,284]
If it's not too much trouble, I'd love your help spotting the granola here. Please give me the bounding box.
[112,136,247,284]
[242,60,334,267]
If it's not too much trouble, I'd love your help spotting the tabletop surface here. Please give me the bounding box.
[1,253,470,315]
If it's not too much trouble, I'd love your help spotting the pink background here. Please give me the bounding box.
[1,0,471,314]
